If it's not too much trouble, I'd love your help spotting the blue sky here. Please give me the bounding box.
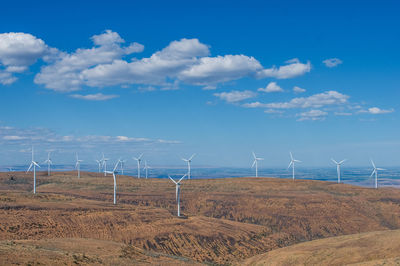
[0,0,399,168]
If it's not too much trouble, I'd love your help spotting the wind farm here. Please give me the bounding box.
[1,0,399,265]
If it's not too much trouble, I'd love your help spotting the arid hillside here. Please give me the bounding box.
[1,171,400,265]
[242,229,400,265]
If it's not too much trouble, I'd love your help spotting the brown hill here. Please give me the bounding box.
[1,171,400,264]
[242,229,400,265]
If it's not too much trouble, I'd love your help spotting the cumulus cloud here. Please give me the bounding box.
[293,86,306,93]
[214,90,257,103]
[323,58,343,68]
[80,38,209,88]
[34,30,144,92]
[256,58,311,79]
[297,109,328,121]
[258,82,284,93]
[244,90,349,109]
[0,32,50,84]
[0,30,312,93]
[359,107,394,114]
[179,55,262,85]
[69,93,119,101]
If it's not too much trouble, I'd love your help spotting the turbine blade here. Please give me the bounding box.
[27,163,33,172]
[189,153,196,160]
[339,159,347,164]
[370,169,376,177]
[251,160,256,168]
[177,174,187,183]
[252,151,256,159]
[377,168,386,171]
[331,158,338,164]
[288,161,293,169]
[370,159,376,168]
[168,175,177,184]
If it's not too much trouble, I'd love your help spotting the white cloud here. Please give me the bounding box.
[34,30,144,92]
[256,58,311,79]
[359,107,394,114]
[293,86,306,93]
[334,112,352,116]
[264,109,284,114]
[80,38,209,88]
[179,55,262,85]
[3,135,26,140]
[202,85,217,90]
[69,93,119,101]
[214,90,257,103]
[323,58,343,68]
[265,90,349,109]
[244,91,349,109]
[297,109,327,121]
[0,32,50,84]
[258,82,284,93]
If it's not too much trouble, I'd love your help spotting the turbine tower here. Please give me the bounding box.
[75,153,83,178]
[182,154,196,180]
[331,158,346,183]
[143,160,150,179]
[105,160,121,205]
[133,154,143,178]
[168,174,187,217]
[251,151,264,177]
[288,152,301,181]
[27,147,40,194]
[43,152,53,176]
[370,159,385,189]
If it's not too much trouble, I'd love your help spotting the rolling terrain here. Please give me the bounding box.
[242,229,400,265]
[1,171,400,265]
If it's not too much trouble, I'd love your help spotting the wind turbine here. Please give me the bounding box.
[251,151,264,177]
[133,154,143,178]
[27,147,40,194]
[288,152,301,181]
[105,160,121,205]
[102,153,109,176]
[119,158,126,175]
[75,153,83,178]
[168,174,187,217]
[182,154,196,180]
[370,159,386,189]
[331,159,346,183]
[43,152,53,176]
[95,159,102,173]
[143,160,150,179]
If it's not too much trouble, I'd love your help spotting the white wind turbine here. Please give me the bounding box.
[119,159,126,175]
[75,153,83,178]
[168,174,187,217]
[27,147,40,194]
[331,158,346,183]
[105,160,121,205]
[43,152,53,176]
[370,159,386,189]
[102,153,109,176]
[133,154,143,178]
[95,159,102,173]
[251,151,264,177]
[143,160,150,179]
[182,154,196,180]
[288,152,301,181]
